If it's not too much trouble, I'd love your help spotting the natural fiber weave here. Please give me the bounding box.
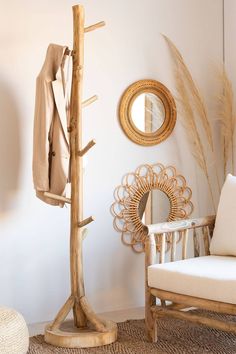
[28,311,236,353]
[0,307,29,354]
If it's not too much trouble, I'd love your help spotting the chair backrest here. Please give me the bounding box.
[210,174,236,257]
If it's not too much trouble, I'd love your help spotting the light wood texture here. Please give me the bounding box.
[50,296,75,330]
[145,234,157,342]
[144,215,236,341]
[45,319,117,348]
[29,307,144,337]
[145,234,156,267]
[119,80,177,146]
[170,232,177,262]
[152,307,236,334]
[150,288,236,315]
[82,95,98,108]
[159,233,166,264]
[69,4,86,329]
[43,192,71,204]
[202,226,210,255]
[84,21,105,33]
[45,4,117,348]
[147,215,215,235]
[182,229,188,259]
[78,140,96,157]
[80,297,107,333]
[78,216,94,228]
[193,228,200,257]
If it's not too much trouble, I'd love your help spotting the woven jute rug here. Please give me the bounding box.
[28,312,236,354]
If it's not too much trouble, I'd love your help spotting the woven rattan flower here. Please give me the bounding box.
[111,164,193,252]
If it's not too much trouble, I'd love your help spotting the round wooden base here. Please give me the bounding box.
[44,319,118,348]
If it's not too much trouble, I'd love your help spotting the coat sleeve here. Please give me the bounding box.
[32,77,54,192]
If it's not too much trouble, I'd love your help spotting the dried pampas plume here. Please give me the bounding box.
[163,35,214,151]
[175,59,215,211]
[217,66,236,177]
[163,34,217,210]
[175,75,207,173]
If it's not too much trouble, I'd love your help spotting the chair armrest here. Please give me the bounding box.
[145,215,216,265]
[147,215,215,235]
[145,234,157,267]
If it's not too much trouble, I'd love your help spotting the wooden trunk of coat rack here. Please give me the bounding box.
[44,4,117,348]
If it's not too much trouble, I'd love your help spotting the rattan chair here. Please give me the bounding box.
[145,174,236,341]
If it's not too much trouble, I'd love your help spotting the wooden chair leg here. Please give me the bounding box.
[145,289,157,342]
[145,235,157,342]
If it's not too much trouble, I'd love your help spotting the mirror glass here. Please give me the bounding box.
[131,93,165,133]
[138,189,170,224]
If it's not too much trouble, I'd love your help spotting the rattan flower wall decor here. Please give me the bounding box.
[111,164,193,253]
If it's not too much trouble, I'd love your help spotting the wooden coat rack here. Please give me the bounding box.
[44,4,117,348]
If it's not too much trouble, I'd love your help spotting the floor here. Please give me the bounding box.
[28,306,144,336]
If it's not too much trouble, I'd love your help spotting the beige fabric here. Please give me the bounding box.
[210,174,236,256]
[148,255,236,304]
[0,307,29,354]
[33,44,72,206]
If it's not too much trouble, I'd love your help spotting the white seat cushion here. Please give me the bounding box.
[210,174,236,256]
[148,255,236,304]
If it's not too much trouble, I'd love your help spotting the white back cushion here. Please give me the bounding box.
[210,174,236,256]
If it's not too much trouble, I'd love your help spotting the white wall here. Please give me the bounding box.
[0,0,223,324]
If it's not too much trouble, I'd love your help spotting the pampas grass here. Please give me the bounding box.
[163,35,218,211]
[175,74,207,173]
[163,35,214,150]
[217,66,236,177]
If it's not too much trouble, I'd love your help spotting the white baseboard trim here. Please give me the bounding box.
[28,306,144,337]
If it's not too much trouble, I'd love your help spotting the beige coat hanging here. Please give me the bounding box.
[33,44,71,206]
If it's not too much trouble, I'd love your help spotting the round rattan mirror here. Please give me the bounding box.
[119,80,176,146]
[111,164,193,253]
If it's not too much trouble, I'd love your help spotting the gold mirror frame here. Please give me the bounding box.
[111,164,193,253]
[119,80,176,146]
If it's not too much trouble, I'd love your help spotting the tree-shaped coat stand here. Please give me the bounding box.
[44,4,117,348]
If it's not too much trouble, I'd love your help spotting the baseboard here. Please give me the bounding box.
[28,306,144,337]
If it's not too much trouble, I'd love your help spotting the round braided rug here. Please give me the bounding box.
[28,311,236,354]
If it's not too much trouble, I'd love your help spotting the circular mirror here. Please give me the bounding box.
[152,190,170,223]
[139,190,171,224]
[119,80,176,146]
[131,93,165,133]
